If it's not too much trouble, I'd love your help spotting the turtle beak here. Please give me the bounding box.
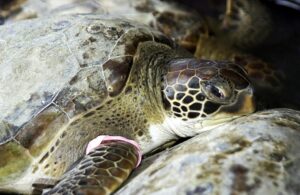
[197,88,255,131]
[217,87,256,117]
[238,88,256,114]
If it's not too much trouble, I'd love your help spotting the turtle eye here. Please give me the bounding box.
[202,79,232,103]
[205,84,225,99]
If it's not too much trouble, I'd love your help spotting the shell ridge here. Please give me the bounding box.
[107,27,134,59]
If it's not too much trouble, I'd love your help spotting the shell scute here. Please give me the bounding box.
[54,67,108,118]
[15,105,68,157]
[109,27,154,57]
[0,31,80,136]
[63,19,131,68]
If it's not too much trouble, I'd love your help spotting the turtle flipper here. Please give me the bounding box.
[43,140,139,195]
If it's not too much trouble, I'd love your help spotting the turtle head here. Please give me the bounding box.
[161,58,255,135]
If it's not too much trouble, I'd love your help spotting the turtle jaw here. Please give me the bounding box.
[200,87,255,125]
[163,89,255,137]
[217,87,255,118]
[198,88,255,132]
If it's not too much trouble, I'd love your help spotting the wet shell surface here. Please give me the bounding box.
[116,108,300,195]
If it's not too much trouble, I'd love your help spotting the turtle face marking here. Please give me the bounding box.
[162,58,254,121]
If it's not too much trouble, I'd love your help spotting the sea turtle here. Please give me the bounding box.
[0,14,255,194]
[203,0,300,49]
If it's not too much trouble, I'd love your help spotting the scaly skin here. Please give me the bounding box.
[43,141,138,195]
